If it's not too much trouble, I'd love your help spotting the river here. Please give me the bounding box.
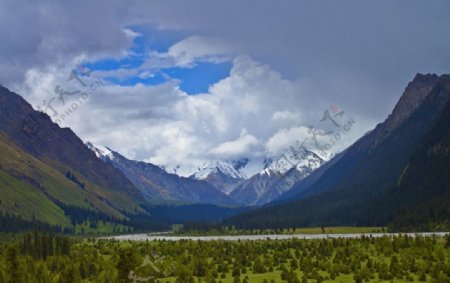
[106,232,449,241]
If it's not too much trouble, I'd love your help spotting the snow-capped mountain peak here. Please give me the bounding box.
[231,147,326,206]
[86,142,115,160]
[262,146,324,176]
[193,159,248,180]
[190,159,249,195]
[85,142,236,205]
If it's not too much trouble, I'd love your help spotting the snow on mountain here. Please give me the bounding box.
[85,142,236,206]
[191,159,249,194]
[230,146,325,205]
[85,141,324,205]
[86,142,115,160]
[193,160,248,180]
[263,146,324,177]
[163,164,199,177]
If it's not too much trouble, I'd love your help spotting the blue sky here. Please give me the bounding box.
[83,27,233,94]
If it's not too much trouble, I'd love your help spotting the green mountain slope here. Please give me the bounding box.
[0,85,159,231]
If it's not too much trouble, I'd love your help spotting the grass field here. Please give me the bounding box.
[292,226,386,234]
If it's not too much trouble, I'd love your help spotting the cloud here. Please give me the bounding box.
[2,0,450,176]
[167,36,233,67]
[210,129,260,158]
[272,111,301,123]
[0,1,135,86]
[19,54,365,176]
[91,68,140,80]
[266,127,311,156]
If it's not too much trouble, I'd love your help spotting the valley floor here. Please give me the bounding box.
[1,232,449,282]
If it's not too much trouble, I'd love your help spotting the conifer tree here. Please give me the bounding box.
[116,249,138,283]
[5,245,23,283]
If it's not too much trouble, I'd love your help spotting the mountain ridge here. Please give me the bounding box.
[0,85,169,232]
[86,142,237,206]
[230,147,324,205]
[190,159,248,195]
[0,85,143,201]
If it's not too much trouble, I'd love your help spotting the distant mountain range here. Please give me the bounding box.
[226,73,450,231]
[87,142,327,206]
[86,143,237,206]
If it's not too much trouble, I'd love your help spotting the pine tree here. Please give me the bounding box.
[34,263,52,283]
[175,265,195,283]
[5,245,23,283]
[61,237,71,256]
[59,263,81,283]
[116,249,138,283]
[0,269,5,283]
[418,272,426,282]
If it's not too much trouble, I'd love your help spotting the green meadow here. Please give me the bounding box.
[0,232,449,282]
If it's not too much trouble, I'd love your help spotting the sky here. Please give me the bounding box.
[1,0,450,176]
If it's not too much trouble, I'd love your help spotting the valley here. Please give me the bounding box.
[1,2,449,282]
[0,231,449,282]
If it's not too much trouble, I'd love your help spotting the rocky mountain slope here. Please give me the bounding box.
[230,147,324,205]
[190,159,248,194]
[87,143,237,206]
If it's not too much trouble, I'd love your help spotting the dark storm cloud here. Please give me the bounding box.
[0,1,134,84]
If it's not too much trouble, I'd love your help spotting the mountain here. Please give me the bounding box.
[225,73,450,230]
[0,85,163,231]
[229,146,324,205]
[191,159,248,194]
[381,94,450,231]
[86,143,237,206]
[275,151,344,202]
[143,204,251,224]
